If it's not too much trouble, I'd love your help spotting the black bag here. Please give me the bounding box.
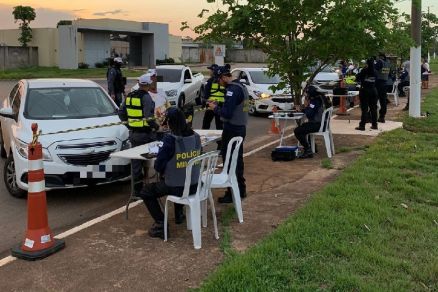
[271,146,298,161]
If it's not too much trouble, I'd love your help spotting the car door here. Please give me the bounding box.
[182,69,195,103]
[2,83,21,153]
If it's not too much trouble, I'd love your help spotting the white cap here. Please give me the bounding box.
[114,57,123,63]
[138,73,153,85]
[147,69,157,76]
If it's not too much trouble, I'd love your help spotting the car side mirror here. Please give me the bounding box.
[184,79,192,84]
[240,79,249,85]
[0,107,16,120]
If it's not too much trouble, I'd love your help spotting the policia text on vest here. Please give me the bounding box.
[176,150,201,168]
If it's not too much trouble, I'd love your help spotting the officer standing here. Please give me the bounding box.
[208,65,248,203]
[118,73,157,192]
[202,64,225,130]
[107,57,126,107]
[375,53,390,123]
[294,86,330,159]
[138,108,201,239]
[355,58,378,131]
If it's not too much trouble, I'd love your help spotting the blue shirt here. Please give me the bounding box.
[303,97,323,122]
[215,79,245,131]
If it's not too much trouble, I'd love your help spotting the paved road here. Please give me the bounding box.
[0,79,271,257]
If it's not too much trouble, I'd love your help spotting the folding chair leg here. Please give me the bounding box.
[323,133,332,158]
[310,135,316,153]
[190,202,202,249]
[164,199,169,242]
[231,184,244,223]
[329,131,335,155]
[201,200,208,228]
[209,193,219,239]
[186,206,192,231]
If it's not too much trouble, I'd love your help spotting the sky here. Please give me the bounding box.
[0,0,437,38]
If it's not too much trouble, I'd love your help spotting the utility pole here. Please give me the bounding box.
[409,0,422,117]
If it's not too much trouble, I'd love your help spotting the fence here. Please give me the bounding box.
[0,46,38,70]
[181,47,267,64]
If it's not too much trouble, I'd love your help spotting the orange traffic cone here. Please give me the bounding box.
[269,106,281,134]
[12,123,65,260]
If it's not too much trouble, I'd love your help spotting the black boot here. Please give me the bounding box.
[174,205,185,225]
[148,222,167,239]
[355,125,365,131]
[377,117,385,123]
[299,148,313,159]
[370,124,378,130]
[218,191,233,204]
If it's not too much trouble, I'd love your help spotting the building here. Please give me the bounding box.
[0,18,182,69]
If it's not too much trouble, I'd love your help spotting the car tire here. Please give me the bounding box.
[0,127,6,159]
[4,155,26,198]
[195,87,203,106]
[178,94,185,109]
[248,100,258,116]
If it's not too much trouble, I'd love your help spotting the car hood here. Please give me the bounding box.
[314,72,340,82]
[251,84,284,94]
[17,115,128,147]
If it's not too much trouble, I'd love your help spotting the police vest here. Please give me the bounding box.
[164,133,202,187]
[125,92,150,129]
[222,82,249,126]
[208,82,225,103]
[376,60,390,81]
[345,75,356,85]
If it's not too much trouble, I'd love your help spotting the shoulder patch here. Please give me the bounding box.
[226,91,233,97]
[309,103,315,108]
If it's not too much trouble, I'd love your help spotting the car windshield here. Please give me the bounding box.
[156,69,181,83]
[24,87,116,120]
[308,65,335,73]
[248,71,280,84]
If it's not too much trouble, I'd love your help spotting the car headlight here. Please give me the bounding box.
[165,89,178,97]
[253,91,271,100]
[261,93,271,99]
[121,139,132,150]
[15,139,52,161]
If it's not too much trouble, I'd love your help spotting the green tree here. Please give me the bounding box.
[384,13,412,62]
[188,0,398,104]
[421,12,438,57]
[12,5,36,47]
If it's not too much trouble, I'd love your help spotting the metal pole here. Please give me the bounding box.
[409,0,422,117]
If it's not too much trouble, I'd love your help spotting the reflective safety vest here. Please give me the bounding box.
[164,133,202,187]
[376,60,390,81]
[208,82,225,103]
[125,95,150,128]
[345,75,356,85]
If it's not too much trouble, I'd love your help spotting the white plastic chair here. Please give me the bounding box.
[208,136,244,223]
[164,151,219,249]
[387,80,400,106]
[309,107,335,158]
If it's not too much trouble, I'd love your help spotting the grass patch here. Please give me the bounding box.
[320,158,333,169]
[219,206,238,258]
[0,66,142,80]
[403,88,438,133]
[337,145,368,154]
[199,91,438,290]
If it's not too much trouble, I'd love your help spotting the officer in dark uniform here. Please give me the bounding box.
[138,108,202,239]
[294,86,330,159]
[107,57,125,107]
[355,58,378,131]
[375,53,390,123]
[202,64,226,130]
[208,65,248,203]
[118,73,157,192]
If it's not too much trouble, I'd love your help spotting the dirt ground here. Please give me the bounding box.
[0,76,436,291]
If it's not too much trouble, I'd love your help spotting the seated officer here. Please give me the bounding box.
[138,108,202,239]
[294,86,330,159]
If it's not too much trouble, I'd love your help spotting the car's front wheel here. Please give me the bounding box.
[4,155,26,198]
[248,99,258,116]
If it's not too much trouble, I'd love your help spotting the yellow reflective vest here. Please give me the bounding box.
[208,82,225,103]
[125,95,150,128]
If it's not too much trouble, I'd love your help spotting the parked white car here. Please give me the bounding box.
[308,65,341,93]
[0,79,130,198]
[131,65,204,108]
[231,68,292,115]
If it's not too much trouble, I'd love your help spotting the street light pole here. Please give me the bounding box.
[409,0,422,117]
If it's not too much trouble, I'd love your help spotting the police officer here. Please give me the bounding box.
[208,65,248,203]
[107,57,125,107]
[202,64,225,130]
[375,52,390,123]
[355,58,378,131]
[118,73,157,192]
[138,108,201,239]
[294,86,330,159]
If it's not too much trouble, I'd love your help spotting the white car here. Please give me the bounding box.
[131,65,204,108]
[231,68,293,115]
[0,79,130,198]
[308,65,341,93]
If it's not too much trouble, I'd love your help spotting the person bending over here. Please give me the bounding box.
[138,108,201,239]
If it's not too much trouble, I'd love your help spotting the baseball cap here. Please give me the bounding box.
[216,65,231,77]
[147,68,157,76]
[114,57,123,63]
[138,73,154,85]
[207,64,218,70]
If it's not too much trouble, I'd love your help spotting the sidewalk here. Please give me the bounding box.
[0,91,420,291]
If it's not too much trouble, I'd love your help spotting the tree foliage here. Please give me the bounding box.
[188,0,398,104]
[421,12,438,57]
[12,5,36,47]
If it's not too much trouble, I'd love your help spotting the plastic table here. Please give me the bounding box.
[268,112,305,147]
[326,91,359,115]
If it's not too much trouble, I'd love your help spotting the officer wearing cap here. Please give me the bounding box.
[294,86,330,159]
[355,58,378,131]
[107,57,125,107]
[202,64,225,130]
[208,65,248,203]
[118,73,157,192]
[138,108,201,239]
[375,52,390,123]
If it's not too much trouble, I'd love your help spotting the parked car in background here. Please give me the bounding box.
[131,65,204,108]
[0,79,130,198]
[231,68,292,115]
[307,65,341,93]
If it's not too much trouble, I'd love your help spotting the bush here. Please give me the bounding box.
[156,58,175,65]
[78,62,89,69]
[94,62,105,68]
